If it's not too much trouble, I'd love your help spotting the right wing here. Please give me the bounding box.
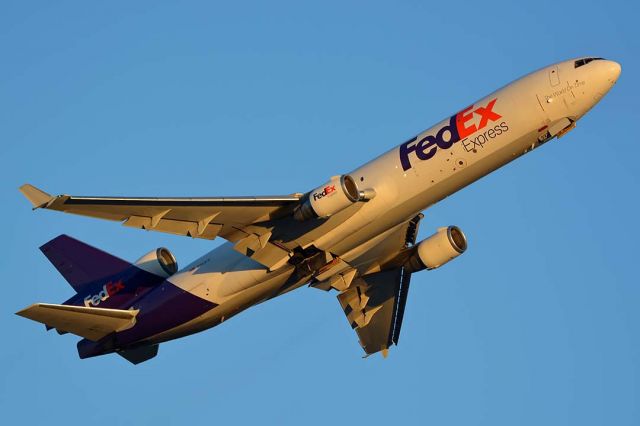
[19,184,301,243]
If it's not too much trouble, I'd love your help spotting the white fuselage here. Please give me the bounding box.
[146,58,620,344]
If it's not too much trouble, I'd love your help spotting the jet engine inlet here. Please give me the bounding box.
[294,175,361,221]
[404,226,467,272]
[134,247,179,277]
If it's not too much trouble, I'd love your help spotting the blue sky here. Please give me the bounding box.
[1,1,638,424]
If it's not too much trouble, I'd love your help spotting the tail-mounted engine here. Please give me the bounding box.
[294,175,375,221]
[134,248,179,278]
[404,226,467,272]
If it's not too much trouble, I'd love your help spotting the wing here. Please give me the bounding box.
[19,184,301,242]
[331,214,422,357]
[337,268,413,356]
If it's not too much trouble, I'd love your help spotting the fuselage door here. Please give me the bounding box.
[549,65,560,86]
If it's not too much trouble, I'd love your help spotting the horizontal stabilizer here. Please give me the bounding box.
[16,303,138,341]
[19,184,54,209]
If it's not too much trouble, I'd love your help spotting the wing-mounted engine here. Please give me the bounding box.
[134,248,179,278]
[231,174,377,271]
[293,175,375,221]
[404,226,467,272]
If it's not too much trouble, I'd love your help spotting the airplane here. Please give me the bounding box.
[17,57,620,364]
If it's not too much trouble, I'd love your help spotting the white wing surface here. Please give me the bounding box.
[19,184,301,243]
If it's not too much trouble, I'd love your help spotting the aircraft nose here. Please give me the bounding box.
[606,60,621,83]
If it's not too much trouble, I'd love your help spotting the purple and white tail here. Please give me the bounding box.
[41,234,177,310]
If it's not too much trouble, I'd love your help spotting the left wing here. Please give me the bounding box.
[332,214,422,357]
[337,267,412,356]
[20,184,301,242]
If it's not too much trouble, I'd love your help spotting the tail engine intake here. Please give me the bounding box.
[134,248,178,278]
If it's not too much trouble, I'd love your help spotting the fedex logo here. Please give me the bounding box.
[83,280,125,307]
[399,98,502,171]
[313,185,336,201]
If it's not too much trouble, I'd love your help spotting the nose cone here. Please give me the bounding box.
[607,60,622,83]
[592,60,621,97]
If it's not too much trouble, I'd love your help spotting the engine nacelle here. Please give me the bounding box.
[405,226,467,272]
[294,175,361,221]
[134,247,179,278]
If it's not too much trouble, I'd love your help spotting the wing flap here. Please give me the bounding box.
[16,303,138,341]
[123,215,223,239]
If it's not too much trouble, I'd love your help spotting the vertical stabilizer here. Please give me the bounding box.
[40,235,131,293]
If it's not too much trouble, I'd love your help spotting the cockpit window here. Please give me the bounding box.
[574,57,604,68]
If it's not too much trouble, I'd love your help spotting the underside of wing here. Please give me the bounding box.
[19,184,302,242]
[332,214,423,357]
[337,268,413,356]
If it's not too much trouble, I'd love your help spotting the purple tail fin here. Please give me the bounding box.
[41,235,167,310]
[40,235,131,293]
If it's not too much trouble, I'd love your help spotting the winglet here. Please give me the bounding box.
[19,184,54,209]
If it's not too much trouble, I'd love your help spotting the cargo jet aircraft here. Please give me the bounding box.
[18,57,620,364]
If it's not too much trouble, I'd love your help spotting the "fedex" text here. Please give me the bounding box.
[83,280,125,307]
[312,185,336,200]
[399,98,504,171]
